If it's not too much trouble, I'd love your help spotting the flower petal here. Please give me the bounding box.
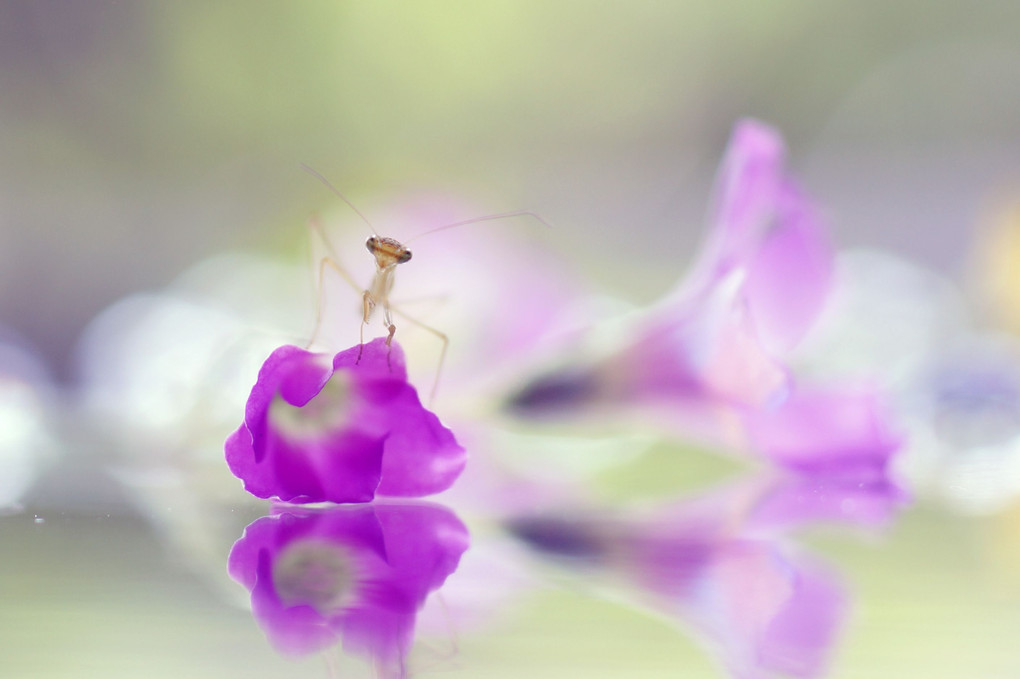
[375,387,467,497]
[227,339,465,503]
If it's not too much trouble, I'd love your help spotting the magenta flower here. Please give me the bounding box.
[228,501,469,675]
[508,119,832,420]
[226,338,465,503]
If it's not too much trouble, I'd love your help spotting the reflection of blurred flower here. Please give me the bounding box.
[507,477,847,679]
[226,339,464,503]
[229,501,468,677]
[0,331,58,510]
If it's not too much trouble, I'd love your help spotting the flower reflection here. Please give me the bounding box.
[506,476,851,679]
[229,501,469,676]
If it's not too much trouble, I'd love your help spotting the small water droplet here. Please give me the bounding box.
[33,515,44,524]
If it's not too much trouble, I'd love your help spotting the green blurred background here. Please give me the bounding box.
[6,1,1020,377]
[3,2,1020,677]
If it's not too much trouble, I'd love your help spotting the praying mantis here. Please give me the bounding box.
[302,165,548,403]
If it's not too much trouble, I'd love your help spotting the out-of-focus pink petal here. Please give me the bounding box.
[693,119,787,285]
[744,183,833,355]
[689,277,792,407]
[754,555,846,679]
[738,385,909,529]
[744,385,903,474]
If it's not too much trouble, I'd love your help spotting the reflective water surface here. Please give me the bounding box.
[4,466,1020,678]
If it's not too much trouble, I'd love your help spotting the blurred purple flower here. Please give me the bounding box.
[226,338,465,503]
[228,501,469,676]
[499,120,913,508]
[509,119,832,419]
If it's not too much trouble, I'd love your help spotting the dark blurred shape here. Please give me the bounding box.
[922,350,1020,448]
[505,515,606,562]
[505,369,600,416]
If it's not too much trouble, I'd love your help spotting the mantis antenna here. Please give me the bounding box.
[300,163,378,236]
[404,210,552,244]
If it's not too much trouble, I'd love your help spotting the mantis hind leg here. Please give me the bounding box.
[307,255,364,350]
[305,215,364,350]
